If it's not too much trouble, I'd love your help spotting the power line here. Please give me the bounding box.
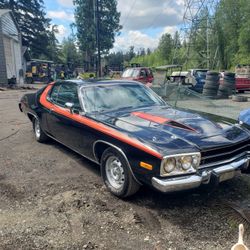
[122,0,137,28]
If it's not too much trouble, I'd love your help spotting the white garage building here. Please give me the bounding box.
[0,9,24,86]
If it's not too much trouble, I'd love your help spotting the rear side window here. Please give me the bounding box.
[140,69,147,77]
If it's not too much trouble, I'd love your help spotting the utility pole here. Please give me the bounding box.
[173,0,219,69]
[95,0,101,77]
[206,7,210,69]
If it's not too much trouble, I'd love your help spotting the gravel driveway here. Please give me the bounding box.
[0,87,250,249]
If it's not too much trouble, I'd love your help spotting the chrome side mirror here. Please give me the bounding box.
[65,102,74,113]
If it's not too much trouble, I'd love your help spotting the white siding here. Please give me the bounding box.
[1,13,18,41]
[3,36,15,79]
[14,40,23,84]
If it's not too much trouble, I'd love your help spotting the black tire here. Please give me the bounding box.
[101,148,140,198]
[217,93,229,99]
[232,95,248,102]
[204,82,219,90]
[33,117,49,143]
[206,71,219,76]
[26,77,33,84]
[203,89,217,97]
[238,90,245,94]
[223,83,235,89]
[224,72,235,77]
[205,75,219,81]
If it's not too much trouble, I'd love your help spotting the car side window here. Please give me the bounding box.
[50,84,61,103]
[57,84,81,109]
[50,83,81,110]
[140,69,147,77]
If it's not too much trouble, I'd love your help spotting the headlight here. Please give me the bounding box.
[160,153,201,177]
[180,156,192,170]
[163,157,176,173]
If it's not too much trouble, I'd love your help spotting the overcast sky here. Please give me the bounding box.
[44,0,185,52]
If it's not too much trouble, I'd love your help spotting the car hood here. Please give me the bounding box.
[94,106,250,155]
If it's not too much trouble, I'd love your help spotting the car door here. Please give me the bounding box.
[46,82,87,152]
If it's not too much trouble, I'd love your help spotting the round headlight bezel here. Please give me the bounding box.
[192,154,200,168]
[163,157,176,173]
[180,155,193,170]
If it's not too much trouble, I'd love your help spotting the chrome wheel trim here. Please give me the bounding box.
[35,119,41,139]
[105,156,125,190]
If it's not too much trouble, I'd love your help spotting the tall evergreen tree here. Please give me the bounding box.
[0,0,52,58]
[158,33,174,63]
[74,0,121,69]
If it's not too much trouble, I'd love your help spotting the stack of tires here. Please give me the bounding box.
[217,72,235,99]
[202,71,220,98]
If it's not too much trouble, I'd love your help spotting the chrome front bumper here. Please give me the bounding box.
[152,156,250,193]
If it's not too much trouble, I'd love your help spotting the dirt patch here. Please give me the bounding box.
[0,89,250,249]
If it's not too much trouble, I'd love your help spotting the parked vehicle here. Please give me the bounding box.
[25,59,54,84]
[154,65,183,85]
[235,65,250,92]
[170,71,189,85]
[239,108,250,129]
[151,65,184,97]
[185,69,209,93]
[19,80,250,197]
[121,67,153,84]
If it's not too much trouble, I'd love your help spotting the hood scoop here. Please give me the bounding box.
[132,112,197,133]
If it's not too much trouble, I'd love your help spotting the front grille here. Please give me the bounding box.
[200,139,250,166]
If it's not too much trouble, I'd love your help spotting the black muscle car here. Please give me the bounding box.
[19,80,250,197]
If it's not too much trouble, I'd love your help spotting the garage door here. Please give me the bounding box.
[3,36,15,79]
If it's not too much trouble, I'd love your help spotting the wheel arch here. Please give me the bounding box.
[27,112,38,122]
[93,140,141,185]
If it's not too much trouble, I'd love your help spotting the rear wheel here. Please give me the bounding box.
[33,117,49,143]
[101,148,140,198]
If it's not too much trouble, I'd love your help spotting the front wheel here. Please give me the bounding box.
[33,117,49,143]
[101,148,140,198]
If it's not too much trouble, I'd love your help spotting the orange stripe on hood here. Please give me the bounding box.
[39,84,163,159]
[132,111,197,132]
[132,112,170,124]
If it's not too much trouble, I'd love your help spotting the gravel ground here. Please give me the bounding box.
[0,87,250,249]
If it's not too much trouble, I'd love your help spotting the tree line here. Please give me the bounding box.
[0,0,249,71]
[127,0,250,70]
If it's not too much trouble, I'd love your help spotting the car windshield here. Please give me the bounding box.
[122,68,140,78]
[81,83,165,113]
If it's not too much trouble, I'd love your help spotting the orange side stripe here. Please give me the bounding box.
[39,84,163,159]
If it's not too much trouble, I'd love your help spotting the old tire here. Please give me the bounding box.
[101,148,140,198]
[224,72,235,77]
[203,89,217,97]
[238,90,245,94]
[206,71,219,76]
[33,117,49,143]
[232,95,248,102]
[206,75,219,81]
[204,81,219,90]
